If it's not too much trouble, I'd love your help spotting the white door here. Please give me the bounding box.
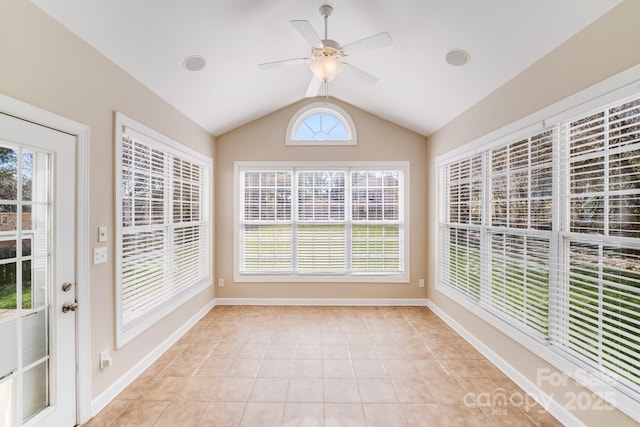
[0,113,76,426]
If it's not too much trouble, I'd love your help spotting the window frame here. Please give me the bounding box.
[436,65,640,420]
[234,161,409,283]
[114,113,212,348]
[286,102,357,146]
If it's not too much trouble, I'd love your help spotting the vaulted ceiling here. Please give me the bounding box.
[32,0,622,137]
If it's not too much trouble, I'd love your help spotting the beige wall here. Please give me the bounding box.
[0,0,216,398]
[426,1,640,425]
[216,98,429,299]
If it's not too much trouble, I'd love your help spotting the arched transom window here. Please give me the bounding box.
[286,102,357,145]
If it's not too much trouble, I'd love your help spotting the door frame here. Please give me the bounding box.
[0,93,91,425]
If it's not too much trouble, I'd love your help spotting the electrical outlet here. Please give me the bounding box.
[93,247,108,265]
[218,278,224,287]
[419,278,425,288]
[99,349,112,370]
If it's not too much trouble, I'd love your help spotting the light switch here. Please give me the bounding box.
[98,226,108,242]
[93,247,108,265]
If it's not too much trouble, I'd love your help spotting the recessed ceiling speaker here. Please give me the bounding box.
[445,49,470,67]
[183,55,207,71]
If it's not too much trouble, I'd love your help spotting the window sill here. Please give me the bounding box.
[234,273,409,283]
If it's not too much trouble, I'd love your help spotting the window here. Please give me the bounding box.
[561,98,640,394]
[115,113,212,347]
[438,89,640,407]
[286,103,357,145]
[235,162,408,282]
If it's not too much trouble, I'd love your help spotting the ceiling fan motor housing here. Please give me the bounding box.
[313,39,343,60]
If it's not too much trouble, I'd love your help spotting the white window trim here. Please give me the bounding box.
[114,113,213,348]
[435,65,640,422]
[286,102,357,146]
[234,161,409,283]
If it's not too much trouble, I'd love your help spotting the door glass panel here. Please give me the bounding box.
[0,378,16,426]
[0,144,50,425]
[32,152,49,205]
[0,254,16,311]
[22,151,33,202]
[22,310,46,366]
[0,320,17,378]
[22,260,33,310]
[0,205,17,232]
[22,362,48,422]
[21,238,31,257]
[0,148,18,202]
[21,205,32,231]
[32,205,48,315]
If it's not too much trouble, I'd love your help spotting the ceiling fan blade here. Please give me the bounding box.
[305,76,323,98]
[342,63,378,86]
[291,20,323,48]
[258,58,308,70]
[342,32,393,54]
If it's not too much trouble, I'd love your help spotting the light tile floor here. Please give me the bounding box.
[86,306,562,426]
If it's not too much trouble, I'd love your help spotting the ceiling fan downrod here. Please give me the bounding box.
[319,5,333,40]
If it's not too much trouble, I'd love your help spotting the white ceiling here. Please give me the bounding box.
[32,0,622,137]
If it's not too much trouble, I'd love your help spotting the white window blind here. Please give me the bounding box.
[352,171,402,273]
[237,163,407,281]
[561,240,640,393]
[439,155,483,300]
[439,226,481,300]
[297,171,346,273]
[490,131,554,231]
[554,97,640,394]
[486,131,553,340]
[488,232,550,337]
[438,92,640,403]
[240,171,292,272]
[116,114,211,346]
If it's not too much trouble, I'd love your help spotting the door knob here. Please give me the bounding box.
[62,301,78,313]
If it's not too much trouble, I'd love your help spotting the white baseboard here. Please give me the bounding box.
[215,297,428,306]
[425,300,584,427]
[90,299,216,418]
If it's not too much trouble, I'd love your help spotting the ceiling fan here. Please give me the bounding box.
[258,4,393,97]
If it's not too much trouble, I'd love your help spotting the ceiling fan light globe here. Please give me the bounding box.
[310,56,342,81]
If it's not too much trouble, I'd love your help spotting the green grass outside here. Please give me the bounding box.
[449,245,640,387]
[0,260,33,309]
[0,281,32,309]
[567,262,640,387]
[448,245,481,299]
[242,224,401,272]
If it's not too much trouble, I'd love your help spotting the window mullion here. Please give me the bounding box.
[549,124,564,345]
[597,243,605,370]
[165,154,173,300]
[480,151,491,309]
